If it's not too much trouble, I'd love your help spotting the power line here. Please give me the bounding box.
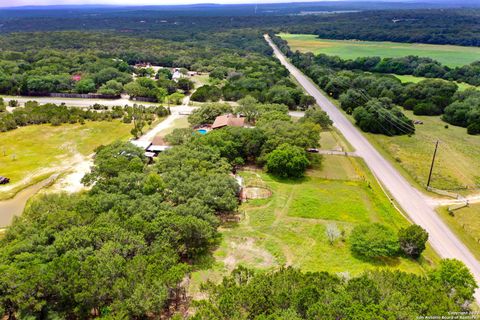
[427,140,439,188]
[375,108,414,134]
[327,76,415,135]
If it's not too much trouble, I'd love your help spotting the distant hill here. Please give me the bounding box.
[1,1,479,19]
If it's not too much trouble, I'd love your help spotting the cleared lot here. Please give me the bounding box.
[0,121,132,200]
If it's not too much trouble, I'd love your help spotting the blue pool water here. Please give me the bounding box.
[197,129,208,135]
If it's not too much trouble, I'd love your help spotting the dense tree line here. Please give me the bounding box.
[291,52,457,115]
[443,89,480,135]
[0,99,169,132]
[305,9,480,47]
[191,56,314,109]
[2,7,480,47]
[272,36,480,135]
[0,47,133,96]
[271,35,480,86]
[0,30,314,108]
[0,139,240,318]
[0,33,200,101]
[193,260,477,319]
[353,98,415,136]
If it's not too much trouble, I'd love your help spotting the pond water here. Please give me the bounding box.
[0,176,55,227]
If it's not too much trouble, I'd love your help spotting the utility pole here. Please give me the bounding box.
[426,140,439,189]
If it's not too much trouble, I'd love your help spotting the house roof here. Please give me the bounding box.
[172,71,182,79]
[212,114,245,129]
[147,145,172,152]
[151,135,169,146]
[130,140,152,150]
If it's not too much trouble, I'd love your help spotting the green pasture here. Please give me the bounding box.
[394,74,477,91]
[279,33,480,67]
[0,121,133,199]
[366,110,480,193]
[437,204,480,261]
[189,151,438,297]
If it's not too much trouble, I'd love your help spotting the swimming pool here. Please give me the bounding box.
[197,129,208,135]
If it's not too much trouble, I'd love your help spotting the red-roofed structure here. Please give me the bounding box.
[212,114,246,130]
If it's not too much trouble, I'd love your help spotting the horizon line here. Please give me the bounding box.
[0,0,432,10]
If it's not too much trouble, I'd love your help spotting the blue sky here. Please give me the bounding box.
[0,0,454,8]
[2,0,348,7]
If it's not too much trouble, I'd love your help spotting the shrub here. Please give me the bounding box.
[413,102,441,116]
[398,225,428,258]
[191,85,222,102]
[403,98,418,110]
[349,223,399,258]
[75,78,96,94]
[8,100,18,108]
[98,80,123,96]
[467,122,480,135]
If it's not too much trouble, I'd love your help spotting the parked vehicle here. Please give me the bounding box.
[0,176,10,184]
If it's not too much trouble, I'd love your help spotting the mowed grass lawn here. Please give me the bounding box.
[189,153,438,297]
[0,121,132,198]
[366,110,480,192]
[437,204,480,261]
[278,33,480,67]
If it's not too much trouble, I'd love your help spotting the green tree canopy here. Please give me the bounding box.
[300,107,333,129]
[398,224,429,258]
[75,78,96,94]
[193,265,469,319]
[97,79,123,96]
[265,143,310,178]
[430,259,478,305]
[349,223,399,258]
[188,103,233,126]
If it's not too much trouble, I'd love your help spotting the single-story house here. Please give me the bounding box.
[130,140,152,151]
[147,135,172,153]
[212,114,246,130]
[130,140,154,159]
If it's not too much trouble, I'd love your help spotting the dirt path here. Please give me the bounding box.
[138,114,182,142]
[426,193,480,207]
[46,153,93,194]
[1,94,148,109]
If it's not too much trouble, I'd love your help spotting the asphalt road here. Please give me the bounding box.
[2,94,155,110]
[265,35,480,303]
